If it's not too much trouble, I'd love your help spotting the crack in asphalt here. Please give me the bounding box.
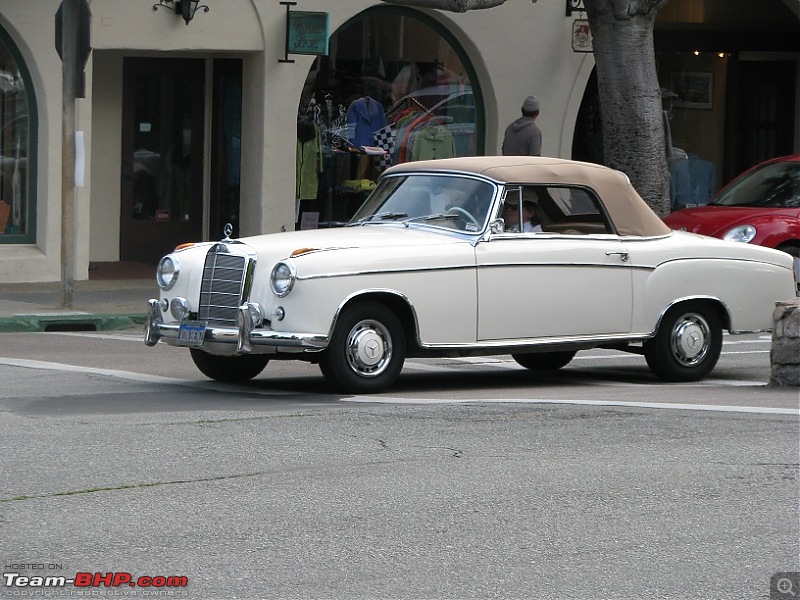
[0,472,265,503]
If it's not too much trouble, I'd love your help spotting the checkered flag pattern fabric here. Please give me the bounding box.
[372,124,395,172]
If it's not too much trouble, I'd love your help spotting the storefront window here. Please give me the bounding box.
[0,28,34,243]
[657,51,730,211]
[296,8,481,228]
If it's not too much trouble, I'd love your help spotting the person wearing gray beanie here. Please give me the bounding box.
[501,95,542,156]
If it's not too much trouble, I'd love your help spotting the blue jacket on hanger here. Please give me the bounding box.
[346,96,387,148]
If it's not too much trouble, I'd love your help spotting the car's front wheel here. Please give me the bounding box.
[776,243,800,259]
[644,302,722,382]
[190,348,270,382]
[319,302,406,394]
[512,351,576,371]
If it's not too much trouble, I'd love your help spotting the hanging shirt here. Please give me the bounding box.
[410,123,456,161]
[296,124,322,200]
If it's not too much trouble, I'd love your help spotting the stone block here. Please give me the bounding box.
[770,298,800,387]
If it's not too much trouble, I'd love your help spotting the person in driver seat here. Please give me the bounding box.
[503,198,542,233]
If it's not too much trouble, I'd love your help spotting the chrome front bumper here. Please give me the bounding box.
[143,299,329,354]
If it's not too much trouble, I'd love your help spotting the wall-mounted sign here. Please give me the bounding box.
[288,11,329,56]
[572,19,593,53]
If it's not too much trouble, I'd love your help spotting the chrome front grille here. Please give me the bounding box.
[198,245,248,327]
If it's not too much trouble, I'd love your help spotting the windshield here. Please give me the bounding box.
[711,161,800,208]
[349,173,497,233]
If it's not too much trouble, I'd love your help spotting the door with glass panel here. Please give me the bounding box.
[120,58,204,263]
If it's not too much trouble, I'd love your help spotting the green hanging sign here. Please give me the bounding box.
[287,11,329,57]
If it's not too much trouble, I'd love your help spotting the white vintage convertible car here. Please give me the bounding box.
[144,157,796,393]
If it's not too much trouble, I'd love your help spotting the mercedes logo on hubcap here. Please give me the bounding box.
[688,332,701,349]
[365,340,380,359]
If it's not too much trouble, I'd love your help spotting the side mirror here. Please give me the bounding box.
[489,218,505,234]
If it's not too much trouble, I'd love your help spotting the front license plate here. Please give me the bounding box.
[177,322,206,346]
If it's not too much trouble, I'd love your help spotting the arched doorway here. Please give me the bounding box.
[295,7,483,229]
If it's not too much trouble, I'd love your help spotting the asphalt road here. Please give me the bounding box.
[1,330,798,600]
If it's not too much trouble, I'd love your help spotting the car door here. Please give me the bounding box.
[476,185,633,341]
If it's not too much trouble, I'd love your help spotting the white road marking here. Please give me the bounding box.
[342,396,799,416]
[723,338,771,345]
[0,356,193,384]
[0,357,297,395]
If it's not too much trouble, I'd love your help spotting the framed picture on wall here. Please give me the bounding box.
[670,72,713,109]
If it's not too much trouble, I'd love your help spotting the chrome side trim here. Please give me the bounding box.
[326,288,420,345]
[651,295,733,335]
[654,255,792,269]
[427,331,655,351]
[297,261,651,282]
[296,264,475,281]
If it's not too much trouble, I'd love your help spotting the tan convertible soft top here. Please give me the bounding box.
[384,156,672,237]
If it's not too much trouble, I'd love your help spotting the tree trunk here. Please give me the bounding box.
[583,0,671,215]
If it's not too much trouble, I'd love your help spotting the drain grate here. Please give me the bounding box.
[43,322,98,332]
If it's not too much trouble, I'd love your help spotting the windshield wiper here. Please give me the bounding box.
[354,212,409,224]
[401,214,461,226]
[420,213,460,222]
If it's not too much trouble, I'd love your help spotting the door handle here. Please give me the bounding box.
[605,251,630,262]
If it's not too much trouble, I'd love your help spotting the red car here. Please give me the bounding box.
[663,154,800,259]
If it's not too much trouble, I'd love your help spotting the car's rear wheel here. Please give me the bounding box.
[644,302,722,382]
[512,351,576,371]
[190,348,269,382]
[319,302,406,394]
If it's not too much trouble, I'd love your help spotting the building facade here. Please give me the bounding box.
[0,0,797,283]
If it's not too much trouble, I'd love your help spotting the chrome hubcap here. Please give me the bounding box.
[670,313,710,366]
[345,319,392,377]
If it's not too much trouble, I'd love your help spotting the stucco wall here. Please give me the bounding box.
[89,51,122,262]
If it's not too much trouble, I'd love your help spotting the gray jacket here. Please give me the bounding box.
[501,117,542,156]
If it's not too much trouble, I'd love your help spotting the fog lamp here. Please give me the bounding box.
[170,297,191,321]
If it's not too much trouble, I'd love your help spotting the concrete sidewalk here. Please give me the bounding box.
[0,262,158,333]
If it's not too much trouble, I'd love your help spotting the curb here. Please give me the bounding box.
[0,313,148,333]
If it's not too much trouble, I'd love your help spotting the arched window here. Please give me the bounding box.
[295,7,482,228]
[0,26,35,243]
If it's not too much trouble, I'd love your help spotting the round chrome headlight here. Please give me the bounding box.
[156,255,180,290]
[270,262,296,297]
[723,225,757,244]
